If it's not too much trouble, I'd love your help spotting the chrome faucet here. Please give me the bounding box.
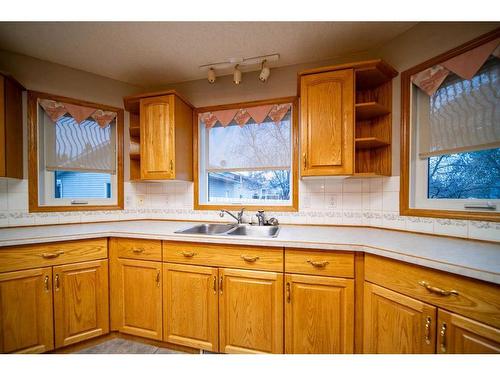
[256,210,266,226]
[219,208,245,224]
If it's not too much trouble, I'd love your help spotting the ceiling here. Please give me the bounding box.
[0,22,417,87]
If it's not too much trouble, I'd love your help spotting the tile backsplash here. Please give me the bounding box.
[0,176,499,242]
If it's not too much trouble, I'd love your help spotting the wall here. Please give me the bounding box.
[0,23,499,242]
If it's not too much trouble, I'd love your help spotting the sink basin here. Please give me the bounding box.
[174,223,280,238]
[175,223,237,235]
[226,225,280,238]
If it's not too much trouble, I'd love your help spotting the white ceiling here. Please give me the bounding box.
[0,22,416,87]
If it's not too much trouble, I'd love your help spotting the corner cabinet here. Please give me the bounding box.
[299,60,397,177]
[123,90,194,181]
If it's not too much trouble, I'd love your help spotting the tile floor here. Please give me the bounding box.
[76,338,185,354]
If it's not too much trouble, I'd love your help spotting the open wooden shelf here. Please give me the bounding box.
[355,61,398,90]
[355,102,390,121]
[355,137,390,149]
[129,126,140,138]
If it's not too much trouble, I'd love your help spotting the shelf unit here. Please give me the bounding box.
[128,112,141,180]
[353,61,396,177]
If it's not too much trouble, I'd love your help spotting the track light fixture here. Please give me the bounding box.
[259,59,270,82]
[233,65,242,85]
[207,68,216,84]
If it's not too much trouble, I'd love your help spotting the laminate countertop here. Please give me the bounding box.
[0,220,499,284]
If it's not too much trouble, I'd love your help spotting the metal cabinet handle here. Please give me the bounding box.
[241,255,259,263]
[55,274,60,291]
[303,153,307,169]
[440,322,447,353]
[213,276,217,294]
[424,316,432,344]
[41,251,64,259]
[307,260,329,268]
[170,160,174,172]
[286,282,291,303]
[419,281,458,296]
[132,248,145,254]
[219,276,223,295]
[181,251,197,258]
[44,275,50,292]
[156,271,160,287]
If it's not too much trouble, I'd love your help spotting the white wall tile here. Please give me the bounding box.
[310,193,325,209]
[434,219,468,238]
[147,183,164,194]
[343,193,362,210]
[382,191,399,212]
[325,180,343,193]
[324,193,342,210]
[468,221,500,242]
[382,176,400,192]
[7,179,28,193]
[342,179,362,193]
[303,179,325,193]
[369,178,383,192]
[8,193,28,211]
[369,192,383,211]
[406,216,434,234]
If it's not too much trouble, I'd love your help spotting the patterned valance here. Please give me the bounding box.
[39,99,117,128]
[199,103,292,129]
[412,37,500,96]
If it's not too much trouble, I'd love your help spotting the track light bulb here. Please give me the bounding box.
[207,68,216,84]
[259,60,270,82]
[233,65,242,85]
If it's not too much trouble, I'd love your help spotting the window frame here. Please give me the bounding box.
[28,90,124,212]
[400,28,500,222]
[193,96,299,212]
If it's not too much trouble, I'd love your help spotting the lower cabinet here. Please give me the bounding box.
[163,263,218,351]
[0,267,54,353]
[113,258,163,340]
[285,274,354,354]
[363,282,436,354]
[219,268,283,354]
[53,259,109,348]
[437,310,500,354]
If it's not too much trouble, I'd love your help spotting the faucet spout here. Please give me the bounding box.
[219,208,245,224]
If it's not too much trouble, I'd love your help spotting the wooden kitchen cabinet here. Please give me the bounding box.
[219,268,283,354]
[0,267,54,353]
[437,310,500,354]
[0,73,24,179]
[123,91,193,181]
[300,69,354,176]
[112,258,162,340]
[285,274,354,354]
[163,263,218,351]
[363,282,437,353]
[53,259,109,348]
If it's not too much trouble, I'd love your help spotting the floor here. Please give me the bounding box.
[76,338,186,354]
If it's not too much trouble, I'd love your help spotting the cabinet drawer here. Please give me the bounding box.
[163,241,283,272]
[365,254,500,329]
[285,249,354,278]
[0,239,107,273]
[110,238,162,261]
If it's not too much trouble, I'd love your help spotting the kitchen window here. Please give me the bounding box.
[28,91,124,211]
[195,97,298,211]
[401,32,500,221]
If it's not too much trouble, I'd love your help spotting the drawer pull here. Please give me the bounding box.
[41,251,64,259]
[55,274,60,291]
[307,260,329,268]
[156,271,161,287]
[419,281,458,296]
[132,248,145,254]
[286,282,291,303]
[219,276,223,295]
[424,316,432,344]
[213,275,217,294]
[181,251,197,258]
[440,322,447,353]
[241,255,259,263]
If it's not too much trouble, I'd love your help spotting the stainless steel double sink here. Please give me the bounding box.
[174,223,280,238]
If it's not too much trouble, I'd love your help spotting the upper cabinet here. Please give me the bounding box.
[299,60,397,177]
[123,90,194,181]
[0,73,24,179]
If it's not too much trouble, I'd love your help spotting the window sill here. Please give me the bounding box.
[399,206,500,223]
[29,204,124,213]
[194,203,299,212]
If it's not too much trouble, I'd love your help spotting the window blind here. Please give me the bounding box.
[42,111,116,174]
[417,57,500,158]
[202,109,292,172]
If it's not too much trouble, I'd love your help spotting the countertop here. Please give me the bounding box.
[0,220,499,284]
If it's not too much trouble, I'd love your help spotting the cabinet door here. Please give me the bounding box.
[363,282,436,353]
[285,274,354,353]
[140,95,175,179]
[0,267,53,353]
[438,310,500,354]
[219,268,283,354]
[300,69,354,176]
[164,263,218,351]
[113,258,162,340]
[53,260,109,348]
